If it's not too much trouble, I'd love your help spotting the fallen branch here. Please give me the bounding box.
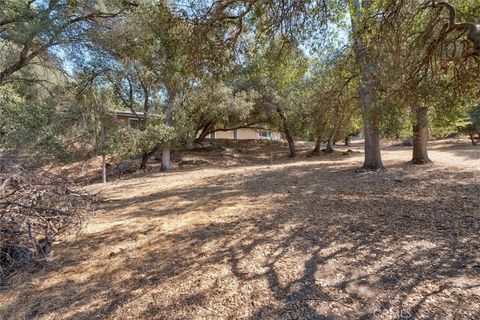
[0,202,67,215]
[0,166,96,278]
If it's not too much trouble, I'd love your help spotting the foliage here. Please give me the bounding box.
[106,117,176,160]
[307,52,360,143]
[1,0,479,169]
[0,84,72,164]
[183,81,257,141]
[470,105,480,130]
[458,104,480,144]
[236,40,311,139]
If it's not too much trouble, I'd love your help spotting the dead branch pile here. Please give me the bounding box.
[0,166,95,279]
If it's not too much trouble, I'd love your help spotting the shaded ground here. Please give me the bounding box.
[58,140,318,184]
[1,141,479,319]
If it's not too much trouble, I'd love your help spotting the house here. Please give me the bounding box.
[208,128,283,141]
[113,110,282,141]
[113,110,145,129]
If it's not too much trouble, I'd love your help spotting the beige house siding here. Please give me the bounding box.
[114,111,282,141]
[236,128,258,139]
[209,128,282,141]
[213,131,234,139]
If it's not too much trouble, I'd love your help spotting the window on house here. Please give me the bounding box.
[209,132,216,139]
[128,118,141,129]
[258,130,269,138]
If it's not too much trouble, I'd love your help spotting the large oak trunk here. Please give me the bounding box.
[358,74,383,169]
[351,0,384,170]
[362,124,383,169]
[411,106,431,164]
[277,105,295,157]
[161,90,176,172]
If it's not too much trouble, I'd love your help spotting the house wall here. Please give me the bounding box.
[214,131,234,139]
[236,128,282,140]
[116,115,130,125]
[235,128,256,139]
[117,114,283,141]
[116,115,145,128]
[204,128,281,140]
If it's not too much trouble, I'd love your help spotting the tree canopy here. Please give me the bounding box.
[1,0,478,171]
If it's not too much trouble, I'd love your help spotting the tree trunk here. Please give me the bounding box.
[99,100,107,183]
[101,154,107,183]
[277,105,295,157]
[312,136,322,154]
[140,153,149,171]
[466,127,479,145]
[325,130,334,152]
[161,89,176,172]
[194,122,214,143]
[350,0,384,170]
[312,121,326,154]
[140,144,160,170]
[161,149,171,172]
[362,125,383,170]
[469,134,478,145]
[411,106,431,164]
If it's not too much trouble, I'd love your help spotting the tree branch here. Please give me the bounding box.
[433,1,480,53]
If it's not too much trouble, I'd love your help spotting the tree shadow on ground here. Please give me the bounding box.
[69,140,355,185]
[1,161,479,319]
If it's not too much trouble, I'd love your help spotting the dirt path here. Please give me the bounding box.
[1,143,479,319]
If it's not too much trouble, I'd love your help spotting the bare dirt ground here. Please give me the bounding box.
[1,139,479,320]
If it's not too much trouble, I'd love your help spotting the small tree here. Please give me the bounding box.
[239,41,309,157]
[307,53,358,154]
[184,81,256,143]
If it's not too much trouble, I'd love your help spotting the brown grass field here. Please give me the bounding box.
[1,139,479,319]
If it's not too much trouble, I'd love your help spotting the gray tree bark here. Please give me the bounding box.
[161,89,176,172]
[325,130,335,152]
[411,106,431,164]
[350,0,384,170]
[101,154,107,183]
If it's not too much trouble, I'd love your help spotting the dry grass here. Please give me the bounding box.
[0,140,479,319]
